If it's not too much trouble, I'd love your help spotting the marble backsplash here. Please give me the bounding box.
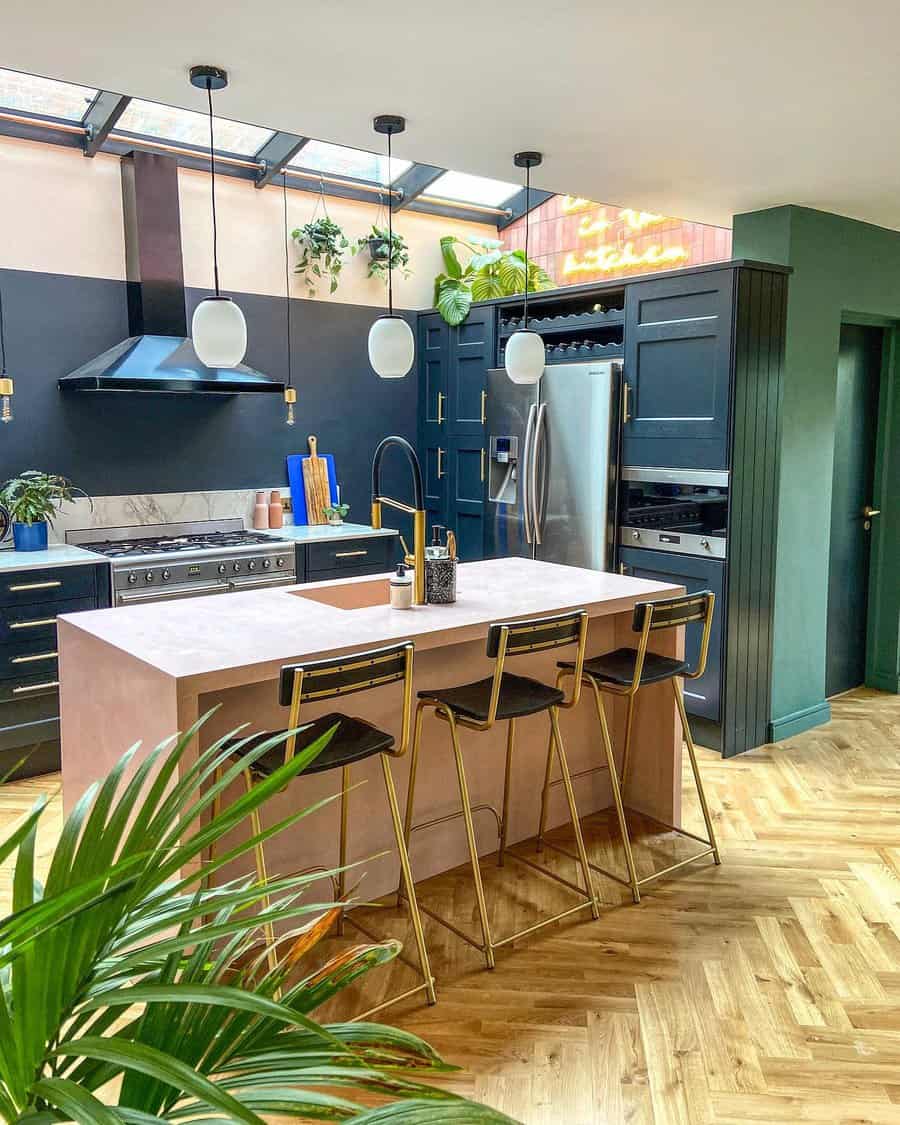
[46,488,295,543]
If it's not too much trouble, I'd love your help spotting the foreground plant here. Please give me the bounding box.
[0,717,517,1123]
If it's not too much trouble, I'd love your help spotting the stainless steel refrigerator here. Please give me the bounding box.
[484,361,621,569]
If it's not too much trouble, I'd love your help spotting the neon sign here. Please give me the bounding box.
[562,243,689,277]
[561,195,593,214]
[619,209,667,232]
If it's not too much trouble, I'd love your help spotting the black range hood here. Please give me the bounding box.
[59,151,283,395]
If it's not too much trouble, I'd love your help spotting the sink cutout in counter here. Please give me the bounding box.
[293,579,391,610]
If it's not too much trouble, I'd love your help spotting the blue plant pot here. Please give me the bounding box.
[13,521,48,552]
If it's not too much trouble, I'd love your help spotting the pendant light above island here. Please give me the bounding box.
[505,151,545,386]
[367,114,415,379]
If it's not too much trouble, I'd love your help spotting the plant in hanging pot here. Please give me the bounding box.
[0,470,88,552]
[353,224,412,282]
[291,215,349,296]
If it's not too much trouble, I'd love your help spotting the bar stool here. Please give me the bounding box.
[401,610,600,970]
[212,640,435,1017]
[540,591,721,904]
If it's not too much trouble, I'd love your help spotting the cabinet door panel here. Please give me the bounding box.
[448,306,495,435]
[418,314,449,428]
[618,547,724,722]
[447,437,486,562]
[422,440,449,530]
[623,270,733,469]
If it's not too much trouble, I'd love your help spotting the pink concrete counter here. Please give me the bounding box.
[58,558,684,899]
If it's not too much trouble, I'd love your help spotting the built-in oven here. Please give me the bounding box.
[618,467,728,559]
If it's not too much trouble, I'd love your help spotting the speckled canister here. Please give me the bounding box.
[425,557,457,604]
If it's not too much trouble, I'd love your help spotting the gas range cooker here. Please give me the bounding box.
[67,519,296,606]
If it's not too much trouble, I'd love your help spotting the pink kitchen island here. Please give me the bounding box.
[58,557,684,897]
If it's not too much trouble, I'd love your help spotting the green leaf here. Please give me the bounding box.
[436,280,472,327]
[349,1099,519,1123]
[0,795,46,867]
[497,254,527,294]
[439,237,463,279]
[31,1077,125,1124]
[470,275,504,302]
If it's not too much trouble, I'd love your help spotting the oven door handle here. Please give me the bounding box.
[118,582,230,605]
[229,575,297,592]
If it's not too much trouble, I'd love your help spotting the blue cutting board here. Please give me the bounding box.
[286,452,338,525]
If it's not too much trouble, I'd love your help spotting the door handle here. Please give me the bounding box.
[9,617,56,629]
[437,391,445,426]
[12,680,59,694]
[622,381,632,424]
[480,389,487,425]
[863,505,881,517]
[522,404,536,545]
[8,580,62,592]
[334,550,368,559]
[10,651,57,664]
[533,403,548,545]
[480,448,486,482]
[437,447,445,479]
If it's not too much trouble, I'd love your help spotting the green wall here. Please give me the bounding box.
[732,205,900,739]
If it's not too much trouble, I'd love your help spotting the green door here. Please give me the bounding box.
[826,325,883,697]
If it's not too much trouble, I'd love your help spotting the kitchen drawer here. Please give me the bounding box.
[306,562,389,584]
[0,596,95,644]
[0,672,59,705]
[306,537,394,576]
[0,564,97,607]
[0,638,59,682]
[0,714,59,756]
[0,684,59,732]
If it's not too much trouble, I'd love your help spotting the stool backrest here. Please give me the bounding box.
[631,591,715,684]
[279,642,414,759]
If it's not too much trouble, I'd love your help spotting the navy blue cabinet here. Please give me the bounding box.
[448,306,494,435]
[622,270,734,469]
[618,546,725,723]
[446,436,487,562]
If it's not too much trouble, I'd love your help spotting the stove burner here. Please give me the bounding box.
[81,529,286,558]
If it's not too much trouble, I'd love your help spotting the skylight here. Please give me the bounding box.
[116,98,274,156]
[0,67,97,122]
[289,139,411,185]
[422,171,520,208]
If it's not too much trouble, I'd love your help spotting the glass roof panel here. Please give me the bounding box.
[0,67,97,122]
[422,170,520,208]
[116,98,274,155]
[289,139,410,185]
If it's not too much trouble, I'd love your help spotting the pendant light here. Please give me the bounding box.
[282,172,297,426]
[0,289,12,424]
[505,151,545,385]
[367,114,414,379]
[189,65,247,369]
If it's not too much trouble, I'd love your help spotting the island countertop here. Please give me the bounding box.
[58,557,681,690]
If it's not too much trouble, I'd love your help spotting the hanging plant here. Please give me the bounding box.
[353,223,412,282]
[433,235,554,326]
[291,193,348,297]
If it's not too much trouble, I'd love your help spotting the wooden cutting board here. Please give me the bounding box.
[302,434,331,525]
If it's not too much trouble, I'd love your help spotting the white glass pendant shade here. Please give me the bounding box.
[368,314,414,378]
[192,296,247,368]
[505,329,545,385]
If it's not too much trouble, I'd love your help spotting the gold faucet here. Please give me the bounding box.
[371,436,427,606]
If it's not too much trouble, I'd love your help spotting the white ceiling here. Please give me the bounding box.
[4,0,900,229]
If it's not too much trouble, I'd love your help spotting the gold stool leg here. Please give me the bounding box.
[549,707,601,920]
[381,754,437,1004]
[619,692,637,794]
[244,769,277,974]
[536,720,556,854]
[446,708,495,969]
[672,679,721,865]
[398,701,426,906]
[591,681,641,903]
[336,765,350,937]
[497,718,516,867]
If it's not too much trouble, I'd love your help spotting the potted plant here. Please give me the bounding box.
[323,501,351,526]
[353,224,412,281]
[433,234,555,326]
[0,469,88,552]
[291,215,349,296]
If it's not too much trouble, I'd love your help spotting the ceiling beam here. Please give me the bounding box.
[82,91,131,158]
[496,186,555,231]
[254,132,308,188]
[392,163,445,210]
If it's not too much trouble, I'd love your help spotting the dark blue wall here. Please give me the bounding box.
[0,268,418,534]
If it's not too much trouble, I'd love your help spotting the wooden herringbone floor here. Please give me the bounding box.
[3,687,899,1123]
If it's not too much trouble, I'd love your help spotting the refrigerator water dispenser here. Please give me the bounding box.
[489,436,519,505]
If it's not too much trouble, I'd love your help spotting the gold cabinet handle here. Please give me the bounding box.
[480,388,487,425]
[10,651,58,664]
[8,580,62,592]
[10,617,56,630]
[12,680,59,694]
[480,448,486,482]
[437,391,445,426]
[622,381,632,424]
[334,550,368,559]
[863,505,881,517]
[437,447,445,479]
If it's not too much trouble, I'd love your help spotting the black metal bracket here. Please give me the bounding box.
[82,91,130,158]
[254,131,309,189]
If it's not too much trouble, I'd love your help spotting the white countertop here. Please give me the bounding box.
[58,558,681,687]
[0,543,106,572]
[260,523,399,544]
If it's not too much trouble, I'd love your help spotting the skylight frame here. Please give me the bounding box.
[114,97,275,158]
[420,170,521,209]
[0,66,98,125]
[288,138,411,187]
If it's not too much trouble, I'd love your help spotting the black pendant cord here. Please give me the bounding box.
[523,165,531,330]
[386,130,394,317]
[283,172,293,389]
[206,82,220,298]
[0,289,6,374]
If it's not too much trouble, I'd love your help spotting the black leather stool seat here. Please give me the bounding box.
[225,712,395,777]
[419,673,564,722]
[560,648,689,687]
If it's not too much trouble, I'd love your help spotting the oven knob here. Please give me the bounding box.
[700,538,710,550]
[247,560,256,571]
[632,531,641,541]
[275,556,285,567]
[262,558,272,569]
[144,570,154,583]
[128,571,138,584]
[161,568,170,581]
[233,562,241,573]
[217,563,227,575]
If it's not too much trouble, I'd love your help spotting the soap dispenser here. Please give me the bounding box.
[390,563,414,610]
